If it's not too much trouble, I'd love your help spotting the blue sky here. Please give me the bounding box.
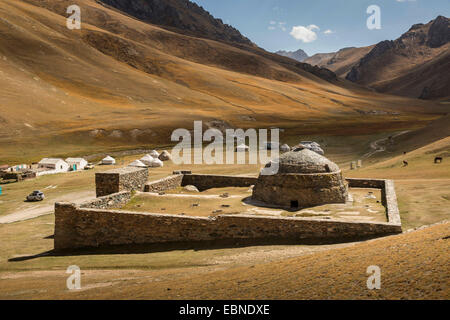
[191,0,449,55]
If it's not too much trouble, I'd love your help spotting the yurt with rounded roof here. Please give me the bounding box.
[101,156,116,165]
[128,160,147,168]
[149,158,164,168]
[252,147,347,208]
[140,154,154,166]
[149,150,160,158]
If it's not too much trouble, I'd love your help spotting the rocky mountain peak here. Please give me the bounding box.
[426,15,449,48]
[275,49,309,62]
[99,0,254,46]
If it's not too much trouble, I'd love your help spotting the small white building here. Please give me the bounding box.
[65,158,88,171]
[37,158,69,175]
[101,156,116,165]
[7,164,29,172]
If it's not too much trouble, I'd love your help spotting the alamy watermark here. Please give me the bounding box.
[367,5,381,30]
[171,121,280,175]
[67,5,81,30]
[366,265,381,290]
[66,265,81,290]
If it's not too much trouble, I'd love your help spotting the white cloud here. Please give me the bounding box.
[268,26,276,30]
[270,21,277,25]
[290,25,320,43]
[324,29,335,34]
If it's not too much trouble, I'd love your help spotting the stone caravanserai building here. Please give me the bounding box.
[252,146,348,208]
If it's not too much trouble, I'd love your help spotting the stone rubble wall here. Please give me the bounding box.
[144,175,184,193]
[383,180,401,225]
[54,204,402,250]
[181,174,258,191]
[346,178,385,189]
[79,191,132,210]
[96,167,148,197]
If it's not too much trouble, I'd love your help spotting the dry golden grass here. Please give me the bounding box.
[0,215,447,300]
[0,0,447,163]
[0,137,448,299]
[122,188,386,223]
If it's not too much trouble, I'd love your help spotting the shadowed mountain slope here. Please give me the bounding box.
[346,16,450,100]
[305,46,374,78]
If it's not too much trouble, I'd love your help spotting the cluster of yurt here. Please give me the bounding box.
[127,150,173,168]
[139,152,163,168]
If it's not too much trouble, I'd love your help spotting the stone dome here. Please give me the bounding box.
[273,148,339,174]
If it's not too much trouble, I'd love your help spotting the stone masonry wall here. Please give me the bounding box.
[96,167,148,197]
[144,175,184,193]
[54,203,402,250]
[79,191,132,210]
[181,174,258,191]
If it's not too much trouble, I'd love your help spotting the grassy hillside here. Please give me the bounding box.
[0,0,447,163]
[305,46,374,77]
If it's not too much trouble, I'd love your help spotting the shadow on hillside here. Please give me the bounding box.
[8,233,394,262]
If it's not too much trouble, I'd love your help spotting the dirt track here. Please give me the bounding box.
[0,191,95,224]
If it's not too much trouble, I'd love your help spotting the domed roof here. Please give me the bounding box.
[273,148,339,174]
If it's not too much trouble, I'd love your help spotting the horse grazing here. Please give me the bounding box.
[434,157,443,164]
[402,160,409,167]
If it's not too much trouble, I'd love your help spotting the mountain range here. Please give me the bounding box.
[0,0,447,162]
[275,49,309,62]
[305,16,450,100]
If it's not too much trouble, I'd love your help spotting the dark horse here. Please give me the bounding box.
[434,157,443,164]
[402,160,409,167]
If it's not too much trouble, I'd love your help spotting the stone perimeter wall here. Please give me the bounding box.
[181,174,258,191]
[54,204,401,250]
[144,175,184,193]
[79,191,132,210]
[54,174,402,250]
[143,174,258,193]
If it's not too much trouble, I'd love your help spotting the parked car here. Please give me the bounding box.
[27,190,45,202]
[84,163,95,170]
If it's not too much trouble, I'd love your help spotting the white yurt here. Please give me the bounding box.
[128,160,147,168]
[102,156,116,165]
[149,158,164,168]
[140,154,154,166]
[236,144,249,152]
[280,144,291,152]
[149,150,160,158]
